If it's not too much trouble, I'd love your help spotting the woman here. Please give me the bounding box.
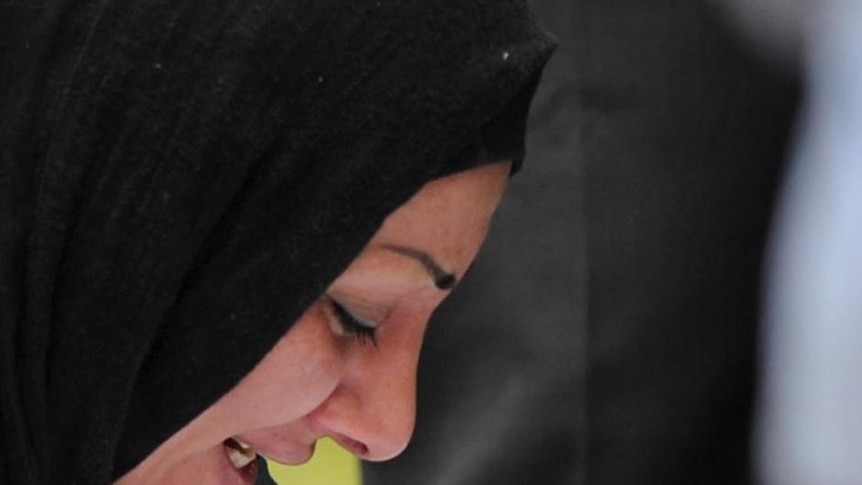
[0,1,554,484]
[118,161,513,484]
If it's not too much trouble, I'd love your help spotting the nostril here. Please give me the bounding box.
[332,433,369,457]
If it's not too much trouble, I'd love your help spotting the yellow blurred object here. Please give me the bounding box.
[267,437,362,485]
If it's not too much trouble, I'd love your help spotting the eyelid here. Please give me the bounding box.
[326,290,393,326]
[324,295,379,346]
[334,299,378,329]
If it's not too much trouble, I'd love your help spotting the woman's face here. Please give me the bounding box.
[115,161,512,484]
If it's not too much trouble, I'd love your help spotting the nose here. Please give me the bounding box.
[308,321,423,461]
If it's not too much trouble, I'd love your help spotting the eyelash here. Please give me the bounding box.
[327,297,378,346]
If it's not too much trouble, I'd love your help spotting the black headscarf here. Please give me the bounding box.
[0,1,554,484]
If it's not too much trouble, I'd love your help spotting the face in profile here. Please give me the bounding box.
[114,161,511,484]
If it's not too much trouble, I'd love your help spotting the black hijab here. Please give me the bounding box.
[0,1,553,483]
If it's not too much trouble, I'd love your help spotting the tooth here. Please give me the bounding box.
[234,440,254,453]
[224,440,257,469]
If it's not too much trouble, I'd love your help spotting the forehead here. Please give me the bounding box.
[367,162,511,269]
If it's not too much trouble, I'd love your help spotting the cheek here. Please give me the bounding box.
[211,303,346,432]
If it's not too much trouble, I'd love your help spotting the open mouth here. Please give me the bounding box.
[223,438,260,483]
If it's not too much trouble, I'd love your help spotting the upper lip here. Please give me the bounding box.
[229,417,370,465]
[230,433,316,466]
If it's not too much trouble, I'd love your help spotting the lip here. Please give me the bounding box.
[218,441,259,485]
[262,444,316,466]
[233,435,317,467]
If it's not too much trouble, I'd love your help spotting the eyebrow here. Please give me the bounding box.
[381,244,458,290]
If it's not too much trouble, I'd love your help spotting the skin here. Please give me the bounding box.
[115,160,512,484]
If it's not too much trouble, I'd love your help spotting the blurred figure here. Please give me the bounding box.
[757,1,862,484]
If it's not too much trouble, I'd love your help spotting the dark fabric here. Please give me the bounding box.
[0,2,554,484]
[254,457,277,485]
[364,1,799,485]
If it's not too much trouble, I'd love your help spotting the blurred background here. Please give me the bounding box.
[268,439,360,484]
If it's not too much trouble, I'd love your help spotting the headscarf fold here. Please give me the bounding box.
[0,1,554,483]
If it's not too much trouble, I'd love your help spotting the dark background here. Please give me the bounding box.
[364,1,799,484]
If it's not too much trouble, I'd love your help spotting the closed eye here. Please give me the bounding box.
[326,296,378,346]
